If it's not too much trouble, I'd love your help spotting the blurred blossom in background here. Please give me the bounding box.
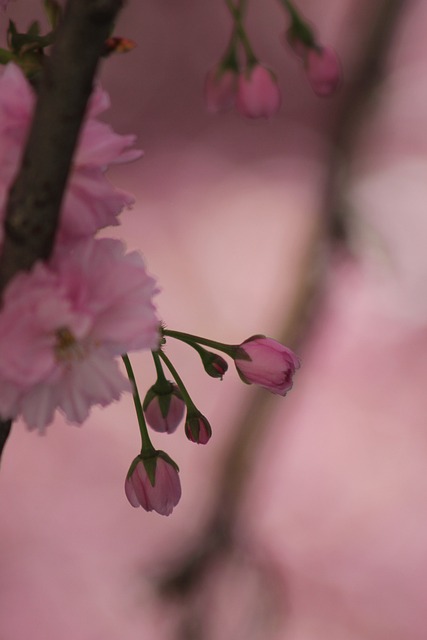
[2,1,427,639]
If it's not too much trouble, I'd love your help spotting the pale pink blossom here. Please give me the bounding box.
[235,64,281,119]
[124,454,181,516]
[0,238,159,429]
[185,411,212,444]
[234,335,300,395]
[204,66,237,114]
[305,46,341,97]
[0,63,142,244]
[143,383,185,434]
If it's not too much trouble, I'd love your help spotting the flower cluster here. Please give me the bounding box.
[0,62,158,430]
[124,331,300,515]
[0,17,302,519]
[204,0,341,118]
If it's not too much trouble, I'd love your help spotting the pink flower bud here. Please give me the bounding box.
[305,46,341,97]
[234,335,300,395]
[204,66,237,114]
[143,383,185,434]
[201,351,228,379]
[235,64,281,119]
[125,454,181,516]
[185,412,212,445]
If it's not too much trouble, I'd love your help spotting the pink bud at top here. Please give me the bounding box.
[305,46,341,97]
[235,64,281,119]
[143,384,185,434]
[125,455,181,516]
[204,66,237,114]
[234,336,300,396]
[185,412,212,445]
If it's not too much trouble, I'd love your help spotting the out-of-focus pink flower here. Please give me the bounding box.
[143,383,185,434]
[124,454,181,516]
[235,64,281,119]
[0,63,142,245]
[234,335,300,395]
[305,46,341,97]
[185,411,212,445]
[0,0,10,9]
[204,66,237,114]
[0,238,159,430]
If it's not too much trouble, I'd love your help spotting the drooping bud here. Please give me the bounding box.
[305,46,341,97]
[143,382,185,434]
[124,451,181,516]
[234,335,300,395]
[185,411,212,445]
[235,64,281,119]
[194,345,229,379]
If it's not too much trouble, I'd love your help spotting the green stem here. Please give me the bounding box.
[224,0,257,65]
[157,350,197,413]
[122,354,155,453]
[163,329,238,358]
[152,350,169,385]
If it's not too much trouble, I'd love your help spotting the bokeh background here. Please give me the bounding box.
[2,1,427,638]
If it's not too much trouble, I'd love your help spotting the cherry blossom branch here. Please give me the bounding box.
[0,0,124,461]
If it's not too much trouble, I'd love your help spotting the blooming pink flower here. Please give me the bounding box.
[235,64,281,119]
[143,383,185,434]
[0,238,159,429]
[124,454,181,516]
[0,63,142,245]
[305,46,341,97]
[234,335,300,395]
[204,66,237,114]
[185,411,212,445]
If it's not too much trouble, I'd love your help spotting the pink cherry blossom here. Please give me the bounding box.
[0,63,142,245]
[0,238,159,430]
[204,66,237,114]
[234,335,300,395]
[235,64,281,119]
[143,383,186,434]
[305,46,341,97]
[124,455,181,516]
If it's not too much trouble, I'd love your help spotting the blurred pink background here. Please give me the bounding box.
[2,1,427,639]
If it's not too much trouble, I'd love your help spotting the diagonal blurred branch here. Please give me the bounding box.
[0,0,124,462]
[157,0,407,635]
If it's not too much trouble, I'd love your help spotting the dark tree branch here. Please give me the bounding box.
[0,0,125,461]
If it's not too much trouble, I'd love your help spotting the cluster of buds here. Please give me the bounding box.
[204,0,341,119]
[124,332,300,516]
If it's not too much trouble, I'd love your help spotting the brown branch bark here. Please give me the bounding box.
[0,0,125,461]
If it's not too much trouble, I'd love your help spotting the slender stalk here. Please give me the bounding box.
[157,350,197,412]
[152,350,169,385]
[224,0,257,64]
[122,354,155,453]
[163,328,238,358]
